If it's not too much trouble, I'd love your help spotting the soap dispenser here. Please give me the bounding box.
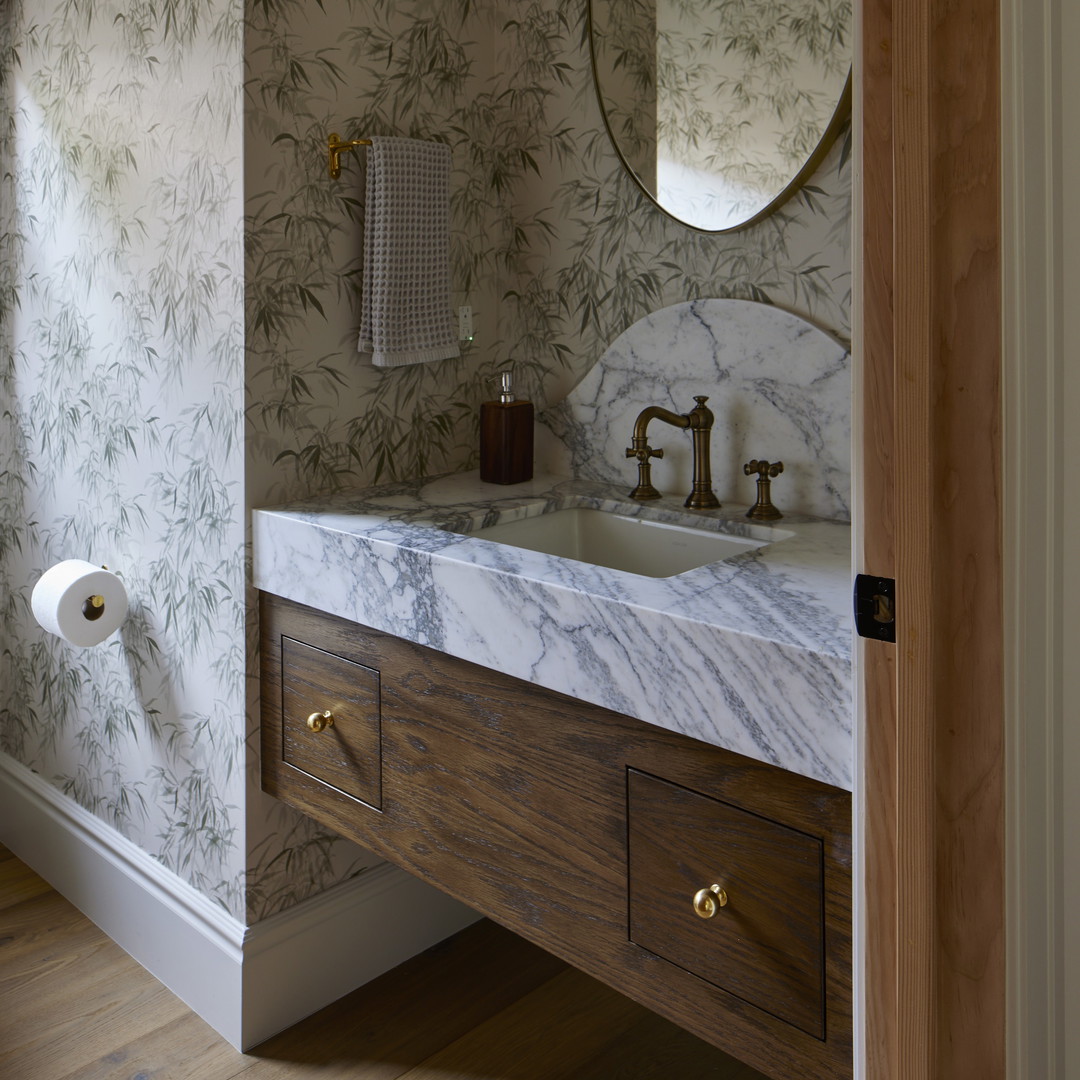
[480,369,533,485]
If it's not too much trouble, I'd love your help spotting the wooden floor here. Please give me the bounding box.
[0,845,766,1080]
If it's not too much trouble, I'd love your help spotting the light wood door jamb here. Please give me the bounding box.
[860,0,1005,1075]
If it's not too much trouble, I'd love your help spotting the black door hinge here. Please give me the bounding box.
[854,575,896,642]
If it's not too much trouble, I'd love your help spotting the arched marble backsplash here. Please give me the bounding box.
[538,299,851,521]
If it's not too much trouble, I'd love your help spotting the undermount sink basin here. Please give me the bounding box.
[458,506,769,578]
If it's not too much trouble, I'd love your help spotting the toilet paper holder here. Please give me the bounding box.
[82,594,106,621]
[82,564,109,620]
[32,560,128,648]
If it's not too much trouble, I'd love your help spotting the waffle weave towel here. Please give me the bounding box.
[357,136,461,368]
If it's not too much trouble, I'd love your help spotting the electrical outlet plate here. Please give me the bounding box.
[458,305,474,342]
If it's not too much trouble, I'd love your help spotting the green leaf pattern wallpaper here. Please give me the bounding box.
[246,0,850,506]
[1,0,249,916]
[2,0,850,925]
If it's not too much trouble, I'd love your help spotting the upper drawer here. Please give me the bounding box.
[280,636,382,809]
[627,769,824,1038]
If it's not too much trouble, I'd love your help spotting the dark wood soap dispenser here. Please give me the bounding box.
[480,369,533,484]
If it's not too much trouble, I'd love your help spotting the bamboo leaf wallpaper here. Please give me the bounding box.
[0,0,249,916]
[3,0,850,930]
[244,0,849,497]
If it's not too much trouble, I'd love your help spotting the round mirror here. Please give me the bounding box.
[588,0,852,233]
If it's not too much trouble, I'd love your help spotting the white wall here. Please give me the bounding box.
[1003,0,1076,1074]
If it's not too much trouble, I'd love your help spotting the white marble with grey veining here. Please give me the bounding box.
[539,298,850,521]
[254,471,852,791]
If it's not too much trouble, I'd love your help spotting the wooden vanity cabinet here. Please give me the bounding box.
[260,593,852,1080]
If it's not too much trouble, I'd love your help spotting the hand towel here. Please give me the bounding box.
[357,136,461,368]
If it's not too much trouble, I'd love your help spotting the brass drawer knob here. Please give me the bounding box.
[692,884,729,919]
[306,710,334,733]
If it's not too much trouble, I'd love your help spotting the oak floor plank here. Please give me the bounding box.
[0,856,55,912]
[565,1004,766,1079]
[393,967,646,1080]
[234,921,567,1080]
[55,1010,247,1080]
[0,871,207,1080]
[0,852,768,1080]
[0,942,191,1079]
[0,911,131,1015]
[0,890,106,974]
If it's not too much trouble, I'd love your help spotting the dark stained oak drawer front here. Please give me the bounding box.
[627,769,825,1038]
[280,636,382,808]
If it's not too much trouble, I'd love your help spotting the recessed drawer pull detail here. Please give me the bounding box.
[306,710,334,733]
[692,883,729,919]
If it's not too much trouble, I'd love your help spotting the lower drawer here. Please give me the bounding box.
[627,769,824,1038]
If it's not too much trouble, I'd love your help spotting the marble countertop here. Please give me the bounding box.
[253,471,853,791]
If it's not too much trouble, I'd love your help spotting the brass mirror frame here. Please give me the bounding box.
[586,0,853,235]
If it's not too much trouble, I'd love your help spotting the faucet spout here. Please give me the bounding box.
[625,396,720,509]
[631,405,689,444]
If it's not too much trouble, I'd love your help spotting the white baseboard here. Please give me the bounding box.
[0,753,480,1050]
[239,859,480,1048]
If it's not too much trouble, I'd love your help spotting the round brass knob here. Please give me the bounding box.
[306,710,334,733]
[692,884,729,919]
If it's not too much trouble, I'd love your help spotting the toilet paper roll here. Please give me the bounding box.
[31,560,128,647]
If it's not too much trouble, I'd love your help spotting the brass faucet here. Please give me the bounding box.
[625,396,720,510]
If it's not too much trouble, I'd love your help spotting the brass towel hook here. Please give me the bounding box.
[328,133,372,179]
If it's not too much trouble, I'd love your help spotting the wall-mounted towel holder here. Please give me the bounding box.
[328,133,372,179]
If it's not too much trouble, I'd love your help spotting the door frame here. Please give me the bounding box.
[858,0,1006,1075]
